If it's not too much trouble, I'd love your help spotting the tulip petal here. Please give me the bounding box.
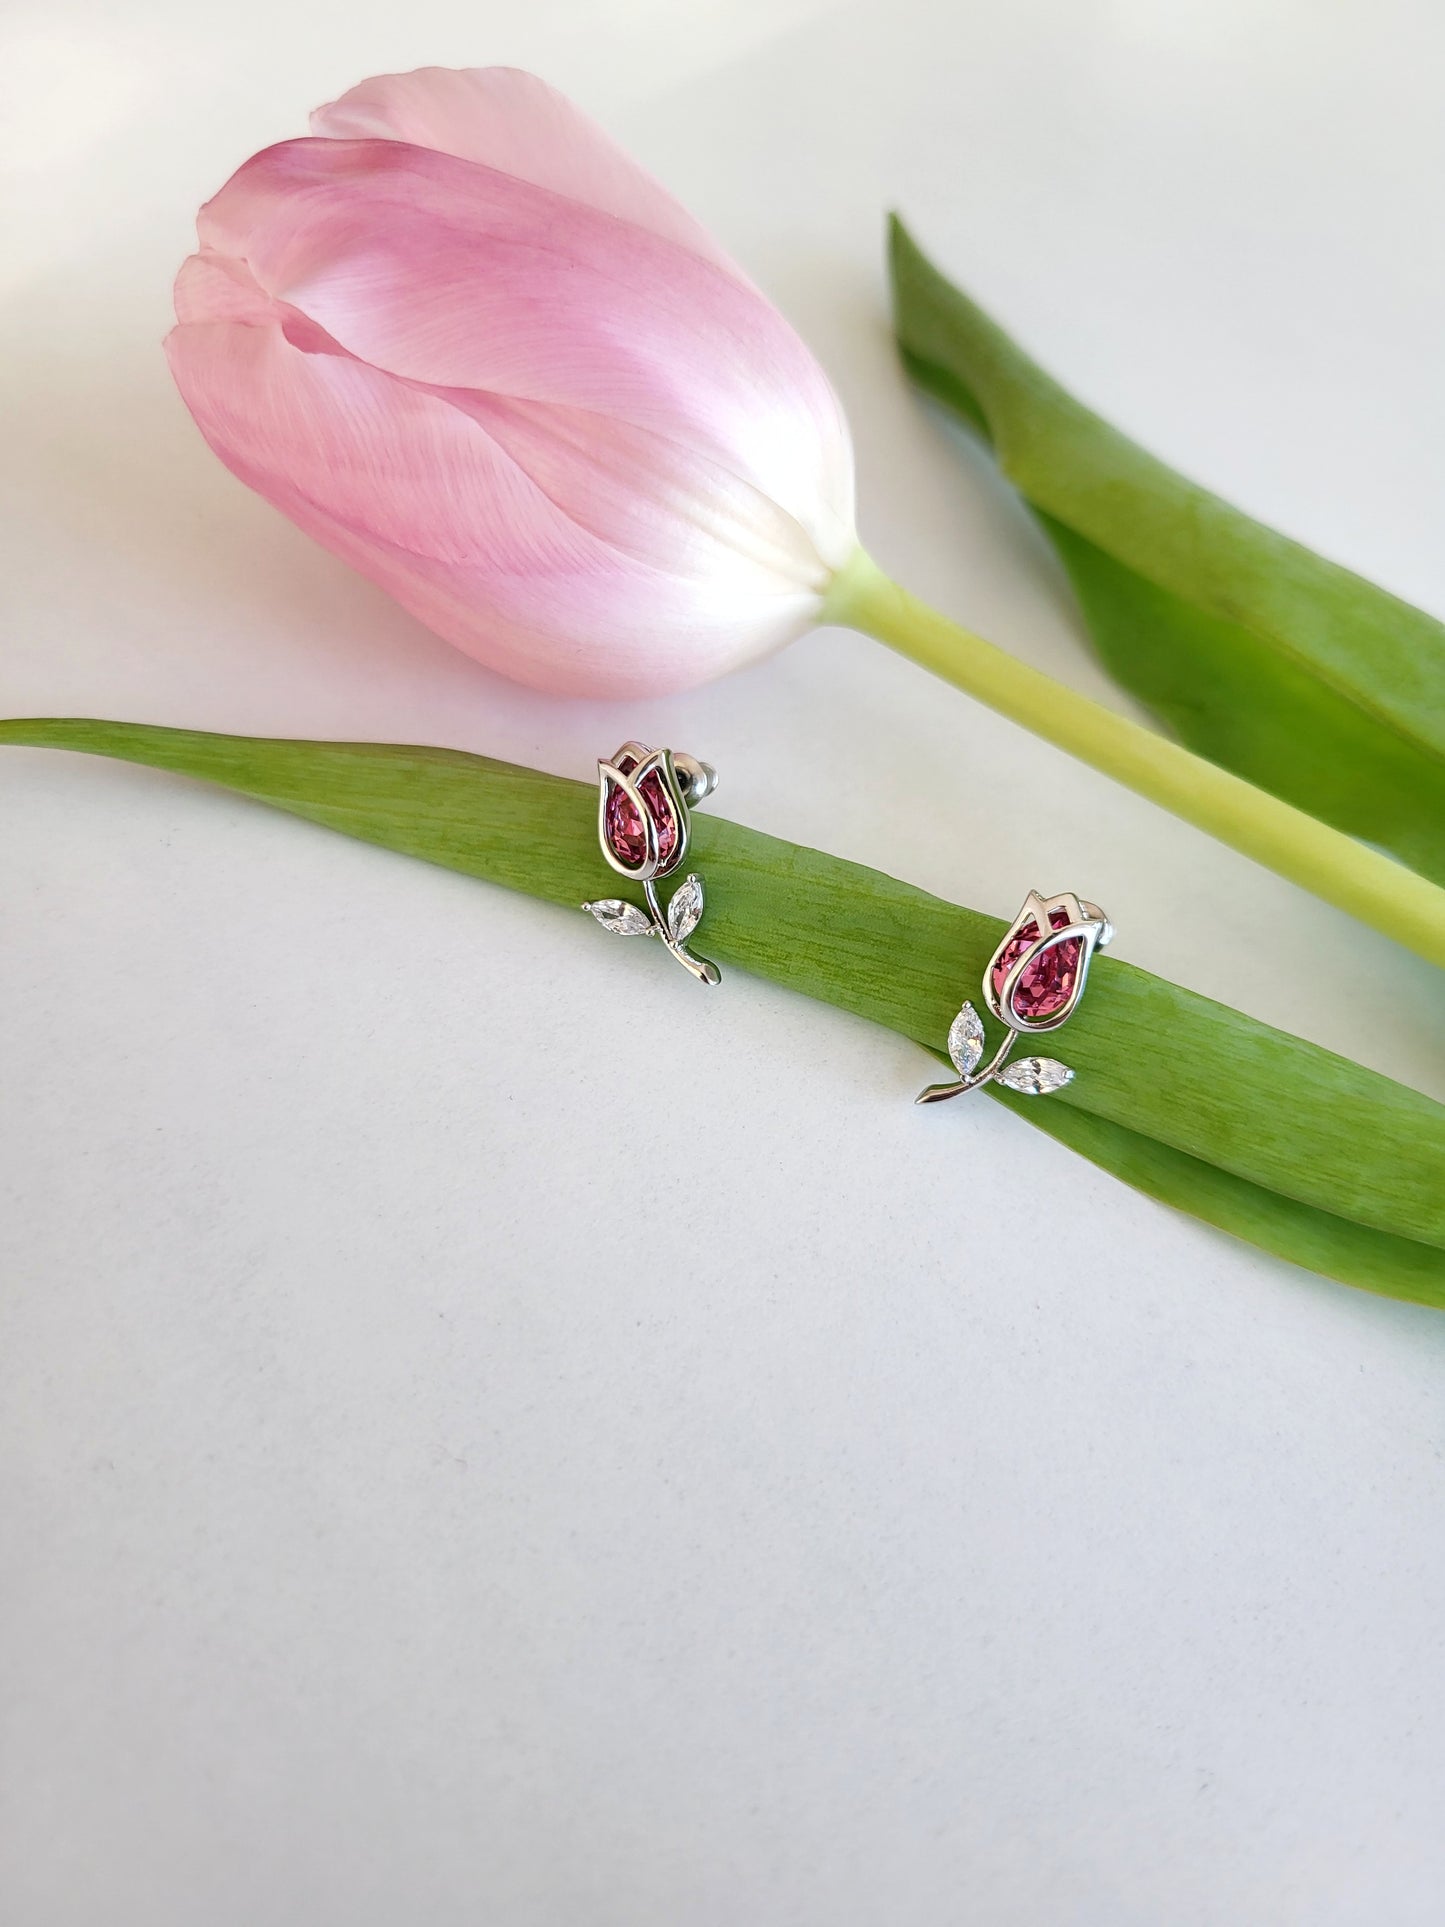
[174,249,280,328]
[195,138,854,565]
[165,317,822,694]
[310,66,744,278]
[173,249,344,356]
[449,390,833,591]
[167,315,586,568]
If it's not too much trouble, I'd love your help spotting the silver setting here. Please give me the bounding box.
[582,740,721,985]
[917,889,1111,1104]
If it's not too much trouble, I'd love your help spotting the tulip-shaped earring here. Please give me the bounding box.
[918,891,1113,1103]
[582,742,721,984]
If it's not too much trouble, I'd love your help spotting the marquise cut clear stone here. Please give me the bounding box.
[667,873,704,942]
[947,1001,985,1078]
[583,899,654,937]
[997,1056,1074,1096]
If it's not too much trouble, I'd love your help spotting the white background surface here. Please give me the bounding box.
[3,2,1445,1921]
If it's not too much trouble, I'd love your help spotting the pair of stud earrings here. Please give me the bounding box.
[582,742,1113,1101]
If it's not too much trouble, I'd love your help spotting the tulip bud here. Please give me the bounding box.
[984,891,1112,1034]
[165,66,856,697]
[597,741,693,884]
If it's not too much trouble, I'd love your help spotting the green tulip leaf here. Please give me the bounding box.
[3,717,1442,1309]
[888,216,1445,886]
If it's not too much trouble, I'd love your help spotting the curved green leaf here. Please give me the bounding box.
[2,717,1442,1306]
[889,216,1445,884]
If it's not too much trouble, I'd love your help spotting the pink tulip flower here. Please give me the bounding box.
[166,67,856,696]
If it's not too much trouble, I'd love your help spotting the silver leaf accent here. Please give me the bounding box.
[997,1056,1075,1096]
[667,873,704,943]
[946,1001,985,1079]
[582,899,655,937]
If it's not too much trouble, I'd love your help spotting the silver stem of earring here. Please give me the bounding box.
[915,1027,1020,1104]
[643,878,721,986]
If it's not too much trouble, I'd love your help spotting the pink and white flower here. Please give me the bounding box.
[166,67,856,696]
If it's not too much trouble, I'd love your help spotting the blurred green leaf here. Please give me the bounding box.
[3,717,1442,1309]
[889,216,1445,885]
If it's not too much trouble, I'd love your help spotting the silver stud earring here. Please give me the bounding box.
[582,741,721,985]
[918,890,1112,1102]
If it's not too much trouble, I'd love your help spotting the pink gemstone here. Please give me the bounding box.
[990,907,1081,1024]
[605,759,677,870]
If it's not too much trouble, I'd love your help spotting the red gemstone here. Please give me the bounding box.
[605,756,677,870]
[991,907,1081,1023]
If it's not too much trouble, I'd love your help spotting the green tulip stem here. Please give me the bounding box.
[825,547,1445,968]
